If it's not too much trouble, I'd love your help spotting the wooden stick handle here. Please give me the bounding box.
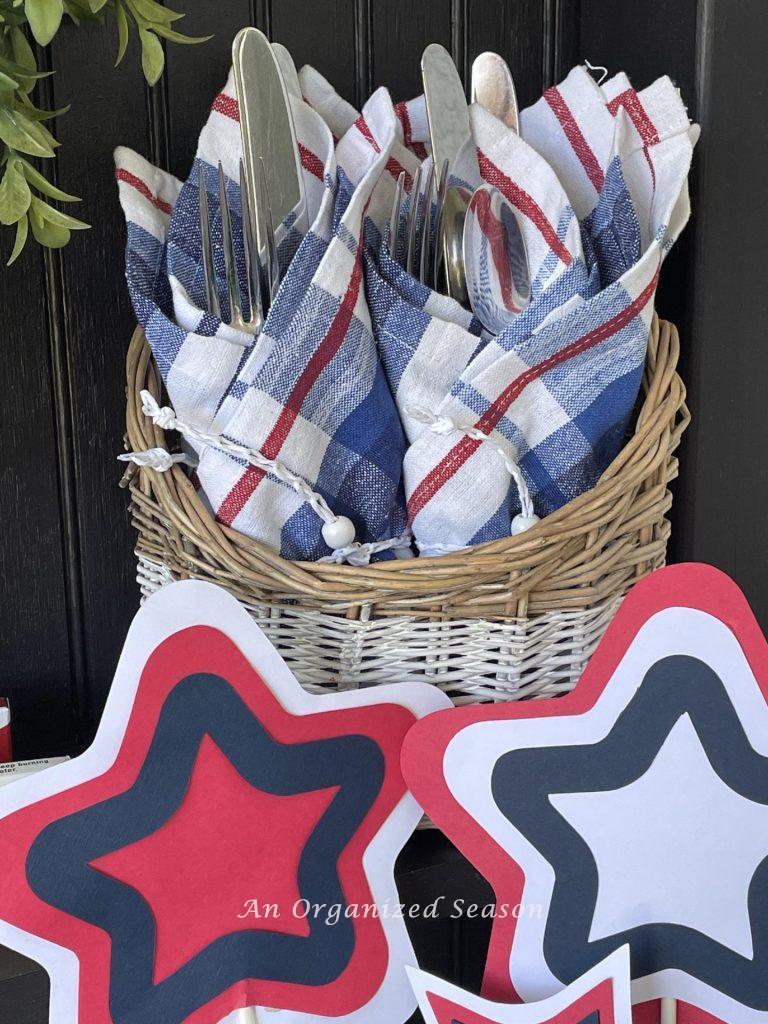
[237,1009,259,1024]
[660,997,677,1024]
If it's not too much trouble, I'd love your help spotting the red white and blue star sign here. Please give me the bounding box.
[401,563,768,1024]
[407,945,632,1024]
[0,580,450,1024]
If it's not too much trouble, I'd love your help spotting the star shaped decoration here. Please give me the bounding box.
[401,564,768,1024]
[406,945,632,1024]
[0,580,450,1024]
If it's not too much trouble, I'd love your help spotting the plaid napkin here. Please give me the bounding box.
[117,72,410,563]
[364,66,696,554]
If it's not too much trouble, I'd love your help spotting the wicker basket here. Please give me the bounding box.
[124,314,688,704]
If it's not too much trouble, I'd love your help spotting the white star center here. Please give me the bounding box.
[550,713,768,959]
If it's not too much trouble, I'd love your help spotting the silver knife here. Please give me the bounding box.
[421,43,476,301]
[421,43,478,182]
[232,28,305,301]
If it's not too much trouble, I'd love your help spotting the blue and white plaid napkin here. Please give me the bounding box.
[117,73,411,563]
[363,66,697,554]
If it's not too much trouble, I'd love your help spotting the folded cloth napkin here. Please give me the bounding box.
[363,66,696,554]
[117,72,410,564]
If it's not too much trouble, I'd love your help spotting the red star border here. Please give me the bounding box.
[0,580,450,1024]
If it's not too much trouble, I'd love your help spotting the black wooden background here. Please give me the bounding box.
[0,0,766,1015]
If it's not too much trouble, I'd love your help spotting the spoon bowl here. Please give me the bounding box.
[463,183,531,333]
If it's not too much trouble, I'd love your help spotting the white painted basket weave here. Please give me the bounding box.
[124,315,688,706]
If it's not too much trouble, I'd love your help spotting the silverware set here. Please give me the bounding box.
[387,44,531,332]
[201,30,531,339]
[199,27,306,337]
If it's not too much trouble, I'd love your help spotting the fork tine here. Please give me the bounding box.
[405,164,423,278]
[432,158,449,292]
[218,161,243,326]
[258,156,280,311]
[419,162,435,285]
[239,158,263,331]
[198,161,220,319]
[389,170,405,261]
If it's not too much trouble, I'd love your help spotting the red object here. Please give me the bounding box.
[0,699,11,763]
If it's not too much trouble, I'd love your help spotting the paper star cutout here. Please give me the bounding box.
[402,564,768,1024]
[0,581,450,1024]
[406,945,632,1024]
[550,713,768,960]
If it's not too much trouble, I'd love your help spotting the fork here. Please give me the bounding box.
[389,158,448,286]
[198,158,276,336]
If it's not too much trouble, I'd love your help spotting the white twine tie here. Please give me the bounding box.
[124,391,412,564]
[406,405,540,534]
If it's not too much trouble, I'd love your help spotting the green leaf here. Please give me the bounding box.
[8,211,28,263]
[88,0,108,10]
[0,158,31,223]
[0,106,56,156]
[62,0,82,23]
[0,55,50,80]
[0,69,20,90]
[128,0,183,23]
[150,22,210,45]
[20,158,80,201]
[30,194,88,229]
[114,0,129,65]
[30,204,69,247]
[16,92,70,121]
[10,27,37,74]
[138,27,163,85]
[24,0,64,45]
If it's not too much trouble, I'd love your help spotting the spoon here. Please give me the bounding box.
[470,52,520,131]
[463,183,531,334]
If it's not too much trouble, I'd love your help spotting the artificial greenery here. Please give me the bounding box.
[0,0,209,264]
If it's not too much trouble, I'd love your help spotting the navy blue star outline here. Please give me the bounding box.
[26,673,385,1024]
[492,655,768,1011]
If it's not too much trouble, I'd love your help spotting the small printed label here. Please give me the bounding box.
[0,757,69,786]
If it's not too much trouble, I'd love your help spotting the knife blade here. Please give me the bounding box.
[421,43,477,180]
[232,27,304,297]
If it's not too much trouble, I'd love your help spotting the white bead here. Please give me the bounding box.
[322,516,357,549]
[511,513,541,536]
[394,545,415,559]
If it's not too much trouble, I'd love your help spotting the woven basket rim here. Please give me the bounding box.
[124,314,689,609]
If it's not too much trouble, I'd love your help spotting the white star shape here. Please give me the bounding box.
[551,712,768,959]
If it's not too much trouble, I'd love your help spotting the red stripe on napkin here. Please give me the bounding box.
[394,101,428,161]
[354,115,413,190]
[115,169,173,215]
[544,86,605,193]
[217,252,366,527]
[477,151,573,267]
[607,89,660,145]
[354,114,381,153]
[607,88,659,186]
[407,271,660,523]
[298,143,325,181]
[212,92,239,122]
